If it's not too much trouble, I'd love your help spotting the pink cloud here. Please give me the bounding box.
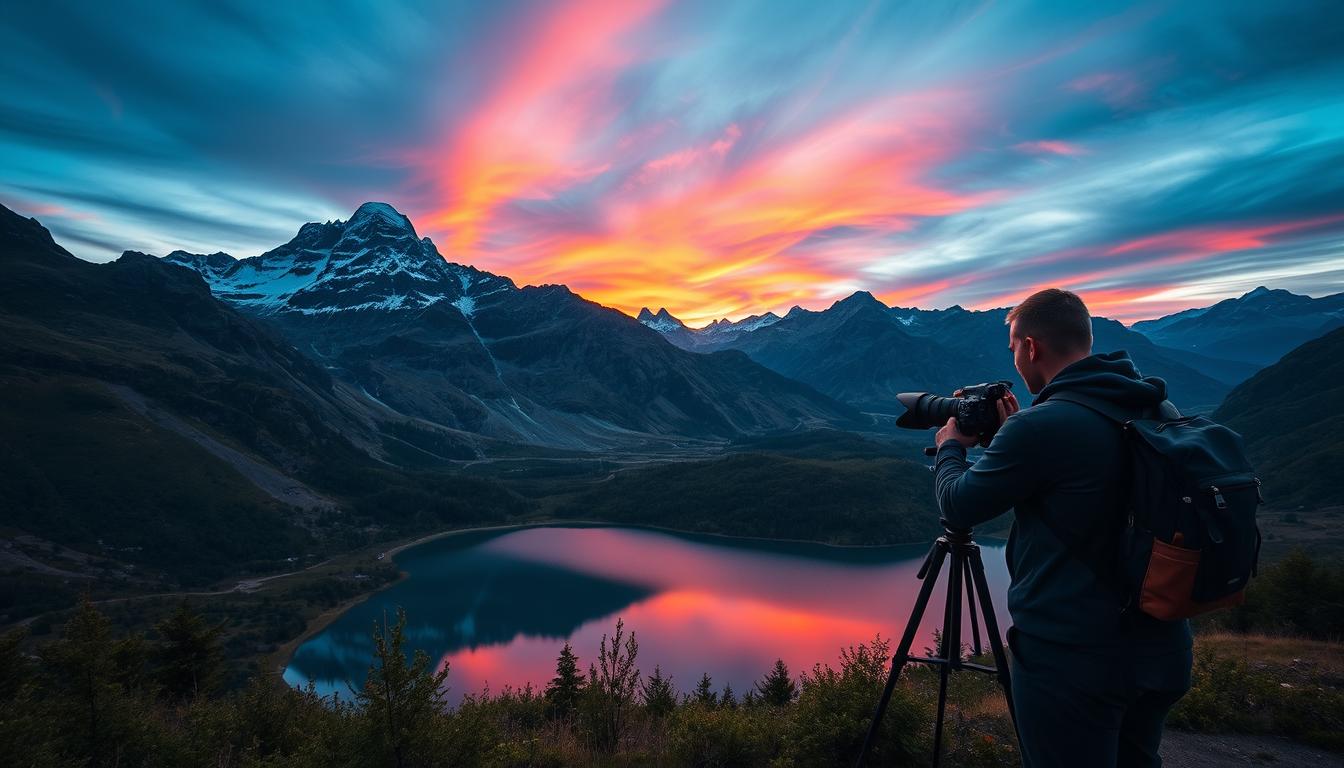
[1013,139,1087,156]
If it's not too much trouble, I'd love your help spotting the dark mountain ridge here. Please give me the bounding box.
[648,292,1234,412]
[1132,286,1344,366]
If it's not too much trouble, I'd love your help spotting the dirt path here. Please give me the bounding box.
[1160,730,1342,767]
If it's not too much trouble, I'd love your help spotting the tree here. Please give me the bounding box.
[720,683,737,709]
[583,618,640,751]
[0,626,61,766]
[544,641,585,718]
[693,672,717,706]
[356,608,449,768]
[153,601,224,700]
[757,658,797,706]
[38,598,149,767]
[641,665,676,717]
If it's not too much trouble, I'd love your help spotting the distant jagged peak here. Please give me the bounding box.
[163,249,236,276]
[700,311,782,335]
[116,249,159,264]
[828,290,890,317]
[637,307,686,332]
[1237,285,1299,303]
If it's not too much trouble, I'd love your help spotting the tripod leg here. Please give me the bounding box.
[933,652,951,768]
[930,548,965,768]
[964,559,982,657]
[854,539,949,768]
[968,547,1017,731]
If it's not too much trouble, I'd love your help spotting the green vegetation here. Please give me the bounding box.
[558,451,942,545]
[1199,549,1344,640]
[1168,635,1344,752]
[1,602,1001,768]
[9,597,1339,767]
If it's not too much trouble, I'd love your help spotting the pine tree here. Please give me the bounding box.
[38,598,148,766]
[356,608,449,768]
[720,683,737,708]
[757,658,797,706]
[153,600,224,699]
[693,672,717,706]
[641,665,675,717]
[544,641,585,718]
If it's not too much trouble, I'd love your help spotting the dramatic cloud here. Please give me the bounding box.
[3,0,1342,324]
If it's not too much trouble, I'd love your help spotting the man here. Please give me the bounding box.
[933,288,1191,768]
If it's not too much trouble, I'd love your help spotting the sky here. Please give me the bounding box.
[3,1,1343,325]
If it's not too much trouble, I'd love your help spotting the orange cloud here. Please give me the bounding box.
[472,91,988,326]
[422,0,667,250]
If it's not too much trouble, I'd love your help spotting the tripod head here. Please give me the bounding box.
[940,519,973,543]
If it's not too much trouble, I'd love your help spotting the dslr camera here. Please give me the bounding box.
[895,380,1013,437]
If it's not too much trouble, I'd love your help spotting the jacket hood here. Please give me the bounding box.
[1034,350,1167,408]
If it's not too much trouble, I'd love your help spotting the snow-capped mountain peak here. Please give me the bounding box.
[637,307,686,333]
[699,311,781,335]
[158,202,518,318]
[347,201,414,232]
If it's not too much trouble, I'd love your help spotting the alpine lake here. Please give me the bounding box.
[284,525,1009,704]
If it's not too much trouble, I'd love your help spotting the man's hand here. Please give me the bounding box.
[977,391,1021,447]
[935,417,978,449]
[936,391,1022,449]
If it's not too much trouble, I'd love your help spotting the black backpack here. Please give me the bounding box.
[1050,392,1263,620]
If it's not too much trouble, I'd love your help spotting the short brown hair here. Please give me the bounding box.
[1005,288,1092,354]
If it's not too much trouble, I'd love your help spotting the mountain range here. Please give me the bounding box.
[1132,286,1344,366]
[640,291,1266,412]
[3,197,1339,599]
[155,202,860,451]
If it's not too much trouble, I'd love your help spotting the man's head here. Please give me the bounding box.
[1005,288,1093,393]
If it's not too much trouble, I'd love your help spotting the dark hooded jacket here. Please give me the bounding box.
[934,351,1192,650]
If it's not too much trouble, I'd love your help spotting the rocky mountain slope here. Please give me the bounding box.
[167,203,863,450]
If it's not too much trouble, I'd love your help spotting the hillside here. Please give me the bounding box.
[1213,327,1344,509]
[0,203,527,609]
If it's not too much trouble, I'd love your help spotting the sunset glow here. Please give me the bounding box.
[4,1,1343,324]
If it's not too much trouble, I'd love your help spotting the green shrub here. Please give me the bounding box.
[784,635,929,767]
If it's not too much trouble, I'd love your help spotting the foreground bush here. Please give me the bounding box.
[6,600,1340,766]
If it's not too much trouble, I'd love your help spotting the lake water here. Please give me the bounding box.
[284,525,1010,704]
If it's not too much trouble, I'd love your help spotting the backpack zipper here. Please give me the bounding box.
[1204,478,1260,508]
[1210,486,1227,509]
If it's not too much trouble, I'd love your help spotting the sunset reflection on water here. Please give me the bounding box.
[285,525,1008,704]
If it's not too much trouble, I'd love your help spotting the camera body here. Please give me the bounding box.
[895,380,1013,436]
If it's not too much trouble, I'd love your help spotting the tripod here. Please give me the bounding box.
[855,523,1017,768]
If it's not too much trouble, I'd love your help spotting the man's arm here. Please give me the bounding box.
[934,413,1042,528]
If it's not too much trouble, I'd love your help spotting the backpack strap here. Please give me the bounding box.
[1029,390,1177,609]
[1048,392,1181,423]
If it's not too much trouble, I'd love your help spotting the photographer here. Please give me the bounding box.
[932,288,1191,768]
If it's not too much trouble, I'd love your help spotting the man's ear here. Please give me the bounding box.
[1026,336,1040,362]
